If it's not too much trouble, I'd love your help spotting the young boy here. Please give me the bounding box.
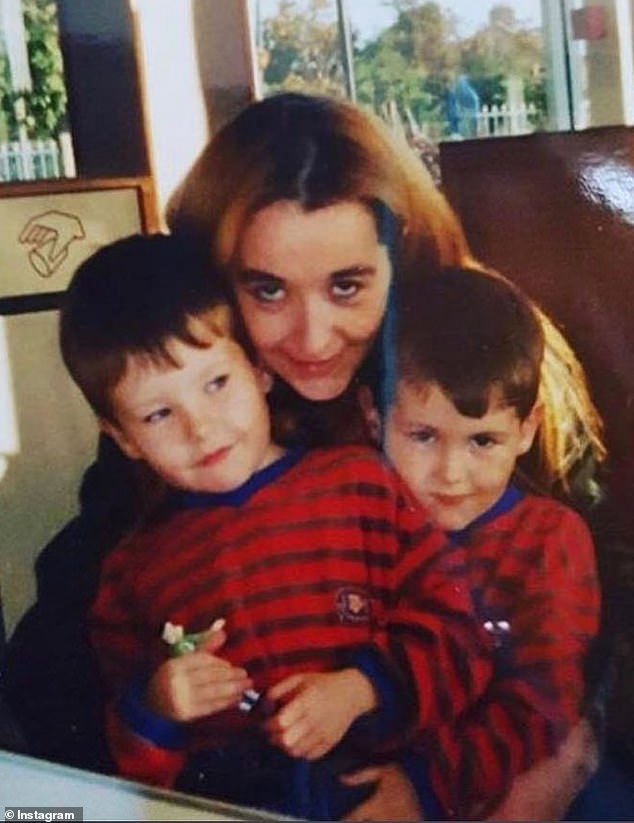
[369,267,601,819]
[60,234,491,820]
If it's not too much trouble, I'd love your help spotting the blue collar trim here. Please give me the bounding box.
[169,447,306,509]
[447,484,524,544]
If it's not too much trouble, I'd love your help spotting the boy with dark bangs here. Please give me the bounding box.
[371,267,601,819]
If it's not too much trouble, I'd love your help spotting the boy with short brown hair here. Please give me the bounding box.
[377,267,600,819]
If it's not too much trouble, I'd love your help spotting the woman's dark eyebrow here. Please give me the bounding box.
[330,265,376,279]
[237,265,377,282]
[236,268,283,283]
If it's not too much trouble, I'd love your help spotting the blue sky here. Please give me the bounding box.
[252,0,542,43]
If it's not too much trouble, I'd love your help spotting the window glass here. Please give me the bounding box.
[349,0,548,141]
[251,0,348,98]
[564,0,634,129]
[0,0,75,182]
[249,0,634,145]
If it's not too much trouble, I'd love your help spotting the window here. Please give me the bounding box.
[0,0,75,182]
[251,0,347,98]
[249,0,634,145]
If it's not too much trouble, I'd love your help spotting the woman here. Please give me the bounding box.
[4,92,604,818]
[167,92,604,496]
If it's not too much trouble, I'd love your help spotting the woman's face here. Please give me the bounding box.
[235,200,392,401]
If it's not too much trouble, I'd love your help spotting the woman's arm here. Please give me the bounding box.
[341,718,597,822]
[487,718,598,821]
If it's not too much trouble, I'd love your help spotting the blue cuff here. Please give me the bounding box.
[400,750,446,820]
[117,679,188,751]
[344,646,411,743]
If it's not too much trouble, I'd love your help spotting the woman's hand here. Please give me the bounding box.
[342,763,422,821]
[265,669,376,760]
[487,718,598,821]
[146,630,252,722]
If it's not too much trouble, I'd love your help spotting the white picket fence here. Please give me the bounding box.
[381,99,539,144]
[472,102,538,137]
[0,132,75,181]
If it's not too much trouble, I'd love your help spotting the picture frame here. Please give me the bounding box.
[0,177,160,313]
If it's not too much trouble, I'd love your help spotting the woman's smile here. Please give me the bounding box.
[236,200,392,401]
[286,352,343,376]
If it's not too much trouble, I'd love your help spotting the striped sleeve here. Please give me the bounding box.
[355,460,494,740]
[89,534,154,694]
[424,504,600,819]
[90,535,187,786]
[105,703,186,787]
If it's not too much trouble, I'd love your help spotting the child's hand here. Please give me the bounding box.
[146,630,252,722]
[264,669,377,760]
[341,764,421,821]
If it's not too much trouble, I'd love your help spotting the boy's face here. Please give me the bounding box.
[384,380,539,531]
[102,336,279,494]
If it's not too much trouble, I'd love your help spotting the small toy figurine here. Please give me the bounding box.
[162,618,226,656]
[161,619,265,714]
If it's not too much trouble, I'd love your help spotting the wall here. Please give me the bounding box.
[0,312,97,636]
[132,1,208,216]
[132,0,256,215]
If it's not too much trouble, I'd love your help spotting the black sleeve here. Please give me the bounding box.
[0,435,144,773]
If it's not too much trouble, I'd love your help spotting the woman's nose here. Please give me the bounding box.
[292,298,335,358]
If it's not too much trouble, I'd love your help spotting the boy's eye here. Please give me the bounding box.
[204,374,229,393]
[409,428,435,444]
[143,407,171,425]
[471,433,496,449]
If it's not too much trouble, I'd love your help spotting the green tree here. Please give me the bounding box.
[1,0,67,139]
[0,47,10,140]
[256,0,547,137]
[354,1,545,133]
[260,0,346,97]
[354,2,460,132]
[460,5,545,111]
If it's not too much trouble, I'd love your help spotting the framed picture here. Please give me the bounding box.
[0,177,160,313]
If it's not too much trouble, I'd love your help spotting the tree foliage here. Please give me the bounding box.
[257,0,546,135]
[0,48,9,140]
[460,5,544,109]
[0,0,67,139]
[355,2,461,126]
[260,0,346,97]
